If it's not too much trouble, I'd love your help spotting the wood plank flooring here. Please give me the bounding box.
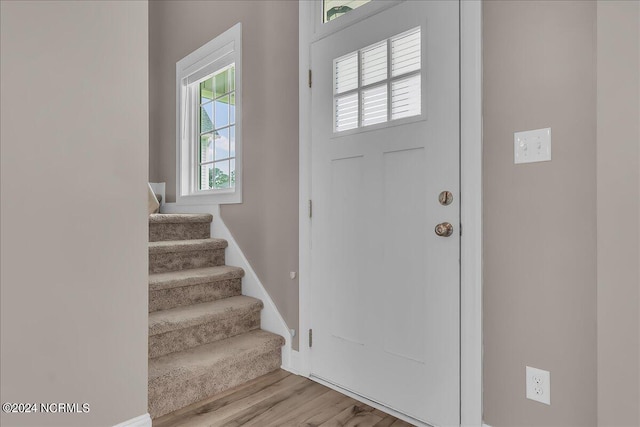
[153,370,415,427]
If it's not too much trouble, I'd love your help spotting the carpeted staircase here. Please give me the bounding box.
[147,213,285,419]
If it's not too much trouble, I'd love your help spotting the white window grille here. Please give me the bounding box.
[333,26,422,133]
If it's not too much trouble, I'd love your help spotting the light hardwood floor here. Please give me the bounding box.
[153,369,415,427]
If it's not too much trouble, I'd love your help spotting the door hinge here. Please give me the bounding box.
[309,199,313,218]
[308,329,313,347]
[308,69,312,88]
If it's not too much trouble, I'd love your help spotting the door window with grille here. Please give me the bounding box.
[333,27,422,133]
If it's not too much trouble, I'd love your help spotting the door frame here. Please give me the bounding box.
[297,1,483,426]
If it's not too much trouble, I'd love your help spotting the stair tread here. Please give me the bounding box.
[149,265,244,291]
[149,238,227,254]
[149,213,213,224]
[149,296,263,336]
[149,329,285,381]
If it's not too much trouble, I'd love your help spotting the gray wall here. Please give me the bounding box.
[0,1,149,426]
[149,0,300,348]
[597,2,640,426]
[147,2,640,422]
[483,1,598,426]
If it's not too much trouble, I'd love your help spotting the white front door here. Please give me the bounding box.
[309,1,460,425]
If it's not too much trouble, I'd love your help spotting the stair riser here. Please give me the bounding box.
[149,249,225,274]
[149,223,210,242]
[149,311,260,359]
[149,348,282,419]
[149,278,242,312]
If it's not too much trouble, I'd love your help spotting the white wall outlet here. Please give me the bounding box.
[514,127,551,164]
[526,366,551,405]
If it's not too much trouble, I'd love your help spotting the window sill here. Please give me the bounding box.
[177,188,242,205]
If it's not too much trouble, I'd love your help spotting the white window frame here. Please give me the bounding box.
[314,0,403,41]
[176,23,242,205]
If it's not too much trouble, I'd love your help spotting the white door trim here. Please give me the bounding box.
[298,1,482,425]
[459,1,483,425]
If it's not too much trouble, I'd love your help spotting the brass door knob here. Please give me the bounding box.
[435,222,453,237]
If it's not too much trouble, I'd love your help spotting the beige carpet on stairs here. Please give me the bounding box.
[147,213,284,419]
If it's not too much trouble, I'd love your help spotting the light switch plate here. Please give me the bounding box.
[526,366,551,405]
[514,127,551,164]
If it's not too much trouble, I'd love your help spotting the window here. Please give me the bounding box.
[323,0,372,23]
[176,23,242,204]
[198,66,236,191]
[334,27,422,133]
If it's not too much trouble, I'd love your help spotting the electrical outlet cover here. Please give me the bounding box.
[526,366,551,405]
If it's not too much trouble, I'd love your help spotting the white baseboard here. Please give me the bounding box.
[113,413,151,427]
[282,349,302,375]
[161,202,294,372]
[482,423,492,427]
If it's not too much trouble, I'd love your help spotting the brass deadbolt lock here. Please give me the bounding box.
[439,191,453,206]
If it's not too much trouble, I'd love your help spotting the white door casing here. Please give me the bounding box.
[309,2,459,426]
